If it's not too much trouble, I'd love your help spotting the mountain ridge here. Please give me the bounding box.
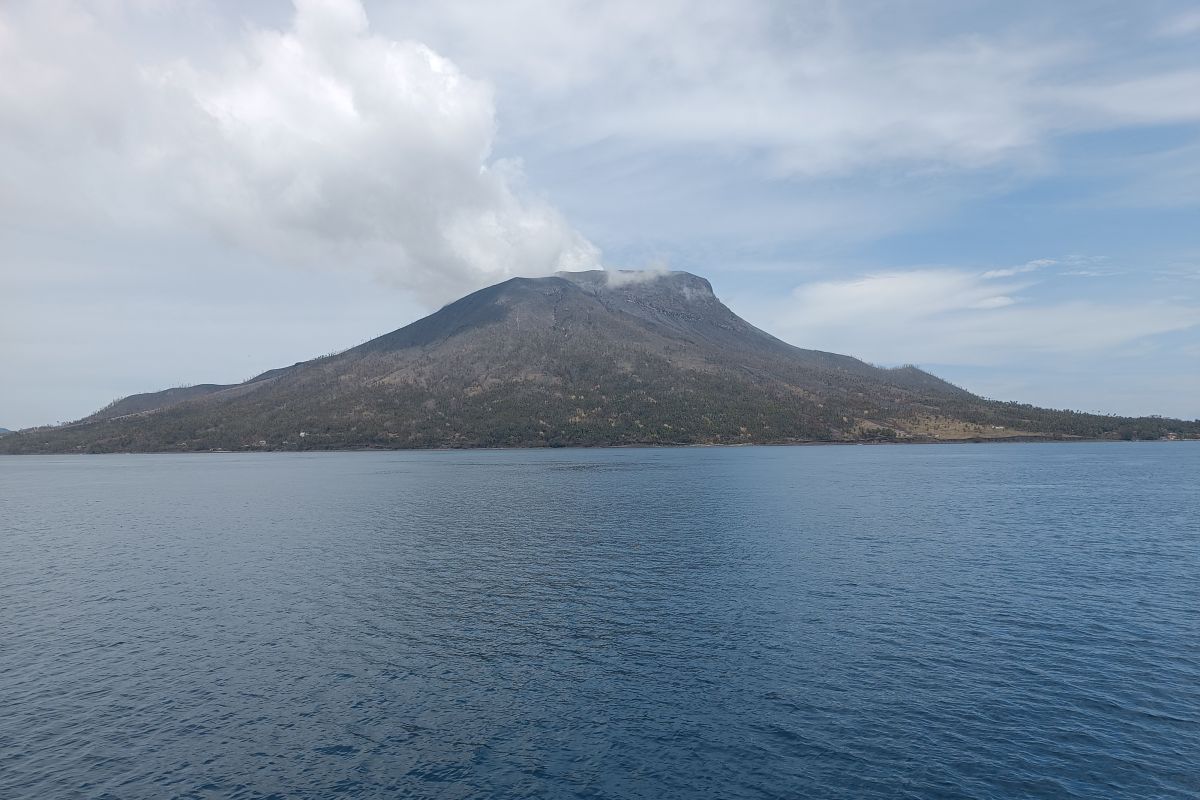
[3,270,1197,453]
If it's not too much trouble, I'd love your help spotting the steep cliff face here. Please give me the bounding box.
[4,270,1194,453]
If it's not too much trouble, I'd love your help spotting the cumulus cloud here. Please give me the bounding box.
[0,0,599,304]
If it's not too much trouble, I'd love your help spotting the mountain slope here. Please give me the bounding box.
[4,271,1196,453]
[86,384,235,421]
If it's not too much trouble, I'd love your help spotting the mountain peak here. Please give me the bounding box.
[6,268,1195,454]
[555,269,714,298]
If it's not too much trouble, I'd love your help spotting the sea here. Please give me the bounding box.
[1,442,1197,799]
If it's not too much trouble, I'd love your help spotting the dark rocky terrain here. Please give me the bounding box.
[4,270,1197,453]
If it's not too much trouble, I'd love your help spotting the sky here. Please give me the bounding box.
[2,0,1199,429]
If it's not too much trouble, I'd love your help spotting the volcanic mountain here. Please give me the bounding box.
[4,270,1195,453]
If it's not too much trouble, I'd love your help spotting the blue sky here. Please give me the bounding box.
[2,0,1199,428]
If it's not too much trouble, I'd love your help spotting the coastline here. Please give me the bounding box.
[3,435,1195,457]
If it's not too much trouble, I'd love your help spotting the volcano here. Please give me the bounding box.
[4,270,1195,453]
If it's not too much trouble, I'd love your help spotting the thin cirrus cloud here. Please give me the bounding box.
[1159,10,1200,38]
[379,0,1200,177]
[382,1,1054,176]
[761,265,1200,367]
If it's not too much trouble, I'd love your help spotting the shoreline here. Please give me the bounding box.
[3,436,1196,457]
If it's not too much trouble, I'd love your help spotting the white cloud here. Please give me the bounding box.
[597,268,670,288]
[376,1,1200,179]
[7,1,1195,291]
[786,269,1031,328]
[3,0,1200,426]
[981,259,1057,279]
[760,267,1200,365]
[362,0,1200,267]
[0,0,599,304]
[380,1,1056,176]
[1056,69,1200,127]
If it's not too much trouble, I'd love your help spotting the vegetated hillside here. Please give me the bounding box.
[86,384,234,421]
[3,271,1197,454]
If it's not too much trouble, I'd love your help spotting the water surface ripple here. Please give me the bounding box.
[1,443,1197,798]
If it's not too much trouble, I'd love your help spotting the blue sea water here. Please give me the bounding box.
[0,442,1197,799]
